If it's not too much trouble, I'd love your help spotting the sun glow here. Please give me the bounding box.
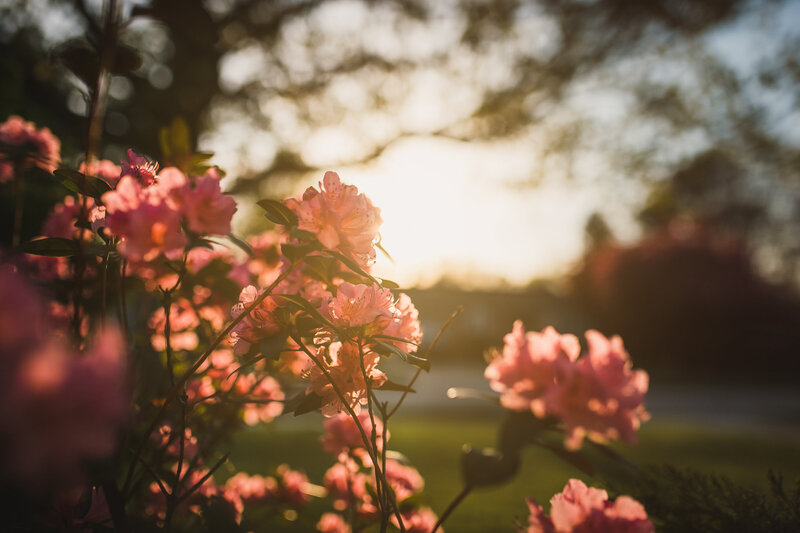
[323,136,606,289]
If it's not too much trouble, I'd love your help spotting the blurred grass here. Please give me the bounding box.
[229,414,800,532]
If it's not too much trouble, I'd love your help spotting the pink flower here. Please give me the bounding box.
[485,322,580,416]
[0,115,61,180]
[102,176,187,262]
[80,159,122,187]
[324,460,377,517]
[43,195,108,238]
[547,332,650,450]
[321,411,388,457]
[182,175,237,235]
[392,507,441,533]
[0,319,128,494]
[523,479,654,533]
[485,323,648,450]
[241,375,285,425]
[285,171,382,268]
[120,148,158,186]
[308,341,386,417]
[383,293,423,353]
[324,282,394,328]
[148,298,200,351]
[276,464,311,508]
[385,459,424,501]
[224,472,277,504]
[229,285,284,355]
[317,512,352,533]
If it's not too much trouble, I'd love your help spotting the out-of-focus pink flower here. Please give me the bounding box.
[229,285,284,355]
[324,282,394,328]
[485,323,648,450]
[276,464,311,508]
[324,460,377,518]
[547,331,650,450]
[102,176,187,262]
[222,472,278,523]
[232,231,284,287]
[383,293,423,353]
[182,175,237,235]
[523,479,654,533]
[317,512,352,533]
[43,195,108,239]
[485,322,580,416]
[285,171,382,268]
[278,338,313,376]
[152,424,200,462]
[0,115,61,181]
[0,303,128,495]
[391,506,440,533]
[120,149,158,186]
[241,375,285,425]
[148,298,200,352]
[321,411,388,458]
[80,159,122,187]
[308,341,386,417]
[385,459,424,502]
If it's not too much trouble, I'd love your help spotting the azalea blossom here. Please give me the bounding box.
[485,322,580,416]
[522,479,654,533]
[485,322,648,449]
[120,148,158,186]
[0,115,61,181]
[79,159,122,187]
[307,341,386,417]
[391,507,441,533]
[547,331,650,450]
[285,171,382,268]
[148,298,200,351]
[182,174,237,235]
[229,285,284,355]
[321,411,388,458]
[102,176,187,262]
[324,282,394,328]
[317,512,352,533]
[383,292,423,353]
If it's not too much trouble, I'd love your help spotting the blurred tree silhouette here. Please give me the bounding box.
[3,0,800,277]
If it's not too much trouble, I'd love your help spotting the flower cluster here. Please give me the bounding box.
[284,171,382,268]
[0,266,127,495]
[522,479,654,533]
[0,115,60,181]
[226,173,422,418]
[485,322,649,449]
[101,152,236,263]
[319,412,440,532]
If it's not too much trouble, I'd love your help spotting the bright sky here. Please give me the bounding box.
[206,0,800,289]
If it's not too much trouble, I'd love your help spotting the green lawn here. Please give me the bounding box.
[229,414,800,532]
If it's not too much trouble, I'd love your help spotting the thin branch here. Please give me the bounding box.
[387,306,463,419]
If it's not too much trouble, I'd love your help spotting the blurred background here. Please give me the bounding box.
[4,0,800,385]
[3,1,800,528]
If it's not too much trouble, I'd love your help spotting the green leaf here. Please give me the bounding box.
[378,278,400,289]
[227,233,252,256]
[258,199,298,227]
[275,294,340,332]
[373,340,430,372]
[159,117,191,162]
[53,168,112,200]
[281,242,321,263]
[18,237,77,257]
[460,445,520,488]
[377,379,416,393]
[321,250,383,286]
[370,334,420,347]
[293,392,323,416]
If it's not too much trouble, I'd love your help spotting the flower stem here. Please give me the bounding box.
[431,485,472,533]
